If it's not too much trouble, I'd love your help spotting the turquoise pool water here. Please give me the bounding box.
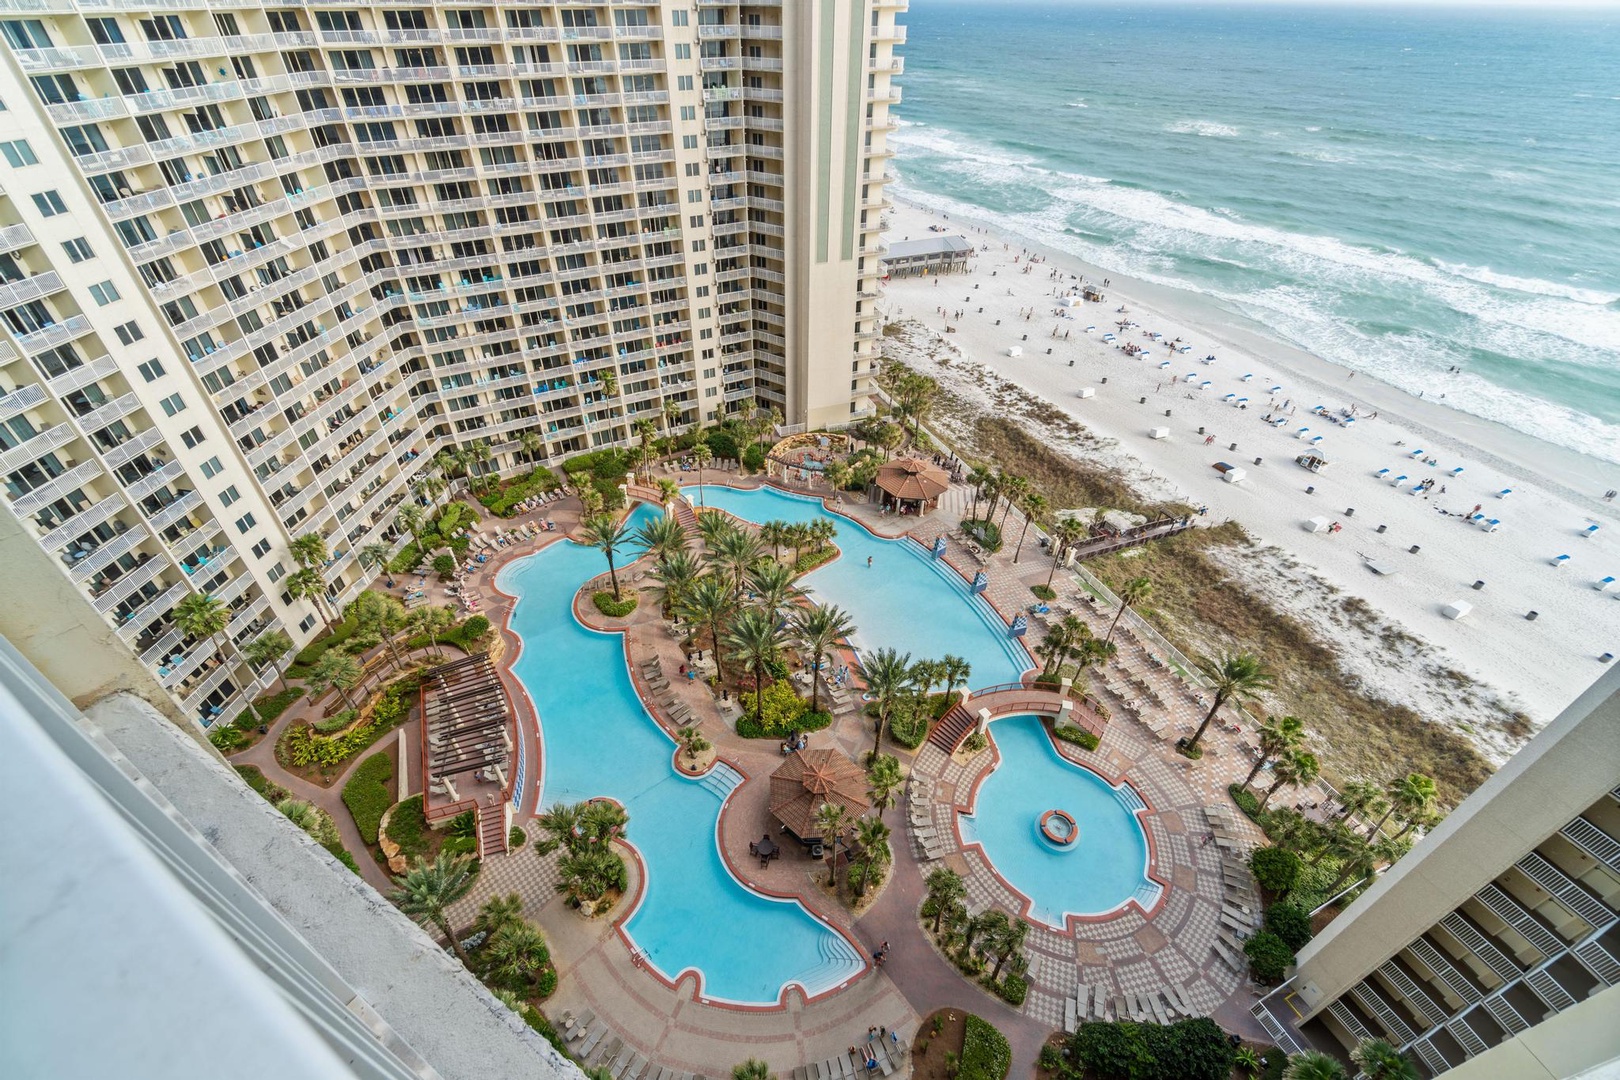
[958,715,1160,928]
[498,504,862,1005]
[682,485,1032,688]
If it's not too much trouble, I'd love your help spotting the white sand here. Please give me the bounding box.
[880,198,1620,760]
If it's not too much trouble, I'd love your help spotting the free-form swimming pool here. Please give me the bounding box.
[958,714,1160,928]
[682,485,1032,688]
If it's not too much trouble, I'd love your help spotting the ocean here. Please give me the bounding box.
[890,1,1620,465]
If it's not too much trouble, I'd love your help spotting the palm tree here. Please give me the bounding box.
[1045,518,1087,590]
[824,459,852,493]
[1262,749,1321,810]
[518,429,545,466]
[996,475,1028,532]
[532,801,586,856]
[464,439,493,492]
[656,476,681,505]
[709,528,764,597]
[1367,773,1438,840]
[677,724,710,764]
[290,532,329,569]
[979,471,1003,524]
[244,630,294,693]
[696,509,735,553]
[732,1059,773,1080]
[414,474,447,513]
[759,520,790,559]
[359,541,396,588]
[692,444,713,504]
[351,590,408,672]
[407,604,454,659]
[747,559,798,616]
[1351,1038,1418,1080]
[680,576,736,681]
[1282,1051,1349,1080]
[937,654,971,707]
[1324,837,1380,896]
[860,647,914,759]
[1105,576,1153,646]
[792,604,855,713]
[853,815,891,897]
[472,892,526,940]
[1012,492,1047,563]
[1185,653,1273,752]
[815,802,848,887]
[924,867,966,933]
[1337,779,1388,832]
[650,551,701,617]
[391,851,476,964]
[724,607,785,722]
[556,847,623,906]
[990,918,1029,980]
[483,921,551,992]
[962,909,1007,962]
[174,591,230,656]
[865,754,902,819]
[634,512,688,565]
[1242,715,1306,791]
[308,650,363,710]
[580,513,633,601]
[967,465,991,520]
[397,502,427,551]
[287,567,339,631]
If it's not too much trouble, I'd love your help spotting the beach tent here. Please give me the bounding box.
[1148,427,1169,440]
[1441,600,1473,620]
[1212,462,1246,483]
[1303,517,1332,533]
[1077,387,1095,399]
[1007,346,1022,357]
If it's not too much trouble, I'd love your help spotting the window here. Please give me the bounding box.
[88,280,120,306]
[31,190,66,217]
[298,613,315,632]
[113,320,144,345]
[682,134,698,150]
[219,484,240,506]
[0,139,36,167]
[679,105,696,121]
[158,393,186,417]
[136,358,165,382]
[686,190,702,203]
[179,426,204,449]
[268,561,286,583]
[198,455,222,478]
[674,43,691,60]
[689,215,704,228]
[677,75,693,92]
[61,237,93,263]
[684,162,700,177]
[233,512,256,534]
[671,10,688,26]
[250,538,271,559]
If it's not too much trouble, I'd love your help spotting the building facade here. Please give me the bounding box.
[1253,665,1620,1079]
[0,0,901,726]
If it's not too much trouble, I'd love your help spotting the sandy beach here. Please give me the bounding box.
[879,196,1620,759]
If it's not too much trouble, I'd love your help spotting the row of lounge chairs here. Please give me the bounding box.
[640,656,692,726]
[794,1031,907,1079]
[1204,806,1263,974]
[908,778,954,861]
[1062,980,1202,1033]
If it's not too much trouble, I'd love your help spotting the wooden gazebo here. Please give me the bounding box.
[870,457,950,514]
[768,749,869,842]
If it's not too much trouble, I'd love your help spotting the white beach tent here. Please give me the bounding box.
[1303,516,1332,533]
[1441,600,1473,620]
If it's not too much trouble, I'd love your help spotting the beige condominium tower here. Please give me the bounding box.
[1253,664,1620,1079]
[0,0,902,726]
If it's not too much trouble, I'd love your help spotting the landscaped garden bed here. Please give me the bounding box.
[911,1010,1011,1080]
[275,670,422,785]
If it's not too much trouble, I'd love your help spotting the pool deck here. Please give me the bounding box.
[440,466,1295,1074]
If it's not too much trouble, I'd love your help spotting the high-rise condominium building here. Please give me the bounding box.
[1253,665,1620,1080]
[0,0,903,726]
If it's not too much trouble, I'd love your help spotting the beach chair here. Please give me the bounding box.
[1390,474,1407,487]
[1172,983,1197,1016]
[619,1053,646,1080]
[1583,524,1601,539]
[1497,488,1513,499]
[1551,554,1571,568]
[580,1026,607,1058]
[1597,577,1617,593]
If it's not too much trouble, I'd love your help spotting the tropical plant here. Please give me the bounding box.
[287,567,339,631]
[276,797,341,847]
[290,532,329,569]
[936,654,971,708]
[1262,749,1322,810]
[692,444,713,503]
[532,802,584,857]
[1234,1046,1263,1078]
[307,649,363,710]
[656,476,681,505]
[360,541,396,586]
[390,851,476,963]
[1325,839,1380,896]
[1011,492,1046,563]
[1243,715,1307,791]
[244,629,295,692]
[677,724,710,763]
[731,1060,773,1080]
[518,429,545,465]
[747,559,798,616]
[1337,779,1389,832]
[758,519,790,559]
[1351,1038,1419,1080]
[1250,845,1303,894]
[635,512,688,566]
[580,513,633,601]
[1377,772,1439,839]
[556,846,624,905]
[815,801,848,887]
[852,815,891,897]
[482,921,552,992]
[865,754,903,820]
[724,607,786,724]
[650,551,701,617]
[1105,575,1153,645]
[924,867,967,933]
[352,590,409,672]
[1265,902,1314,952]
[472,892,526,940]
[407,604,455,658]
[1185,653,1273,752]
[860,647,914,759]
[1045,517,1087,589]
[680,576,736,681]
[996,474,1028,531]
[709,528,764,597]
[962,909,1007,963]
[696,509,735,552]
[792,603,855,713]
[413,473,447,512]
[1282,1050,1350,1080]
[1244,930,1296,984]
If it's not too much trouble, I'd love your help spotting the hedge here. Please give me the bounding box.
[1265,901,1313,952]
[1053,724,1100,751]
[960,1015,1011,1080]
[593,591,638,617]
[383,794,429,859]
[993,973,1027,1007]
[288,614,361,676]
[1228,782,1262,819]
[740,443,766,473]
[342,751,396,845]
[1250,846,1302,894]
[477,467,559,517]
[735,681,830,739]
[233,685,304,730]
[236,764,288,804]
[1244,930,1294,984]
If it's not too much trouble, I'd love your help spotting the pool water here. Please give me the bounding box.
[958,715,1160,928]
[499,505,862,1005]
[683,485,1032,687]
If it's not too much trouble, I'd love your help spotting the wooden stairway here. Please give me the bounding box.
[476,801,509,859]
[927,705,976,753]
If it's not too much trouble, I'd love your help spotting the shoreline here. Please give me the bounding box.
[886,189,1618,514]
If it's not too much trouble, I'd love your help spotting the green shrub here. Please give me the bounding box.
[961,518,1003,552]
[593,591,638,617]
[735,680,809,738]
[432,553,456,578]
[996,973,1027,1006]
[323,841,361,874]
[291,613,361,670]
[341,751,395,844]
[1030,584,1057,601]
[1052,724,1099,751]
[740,443,766,473]
[537,967,557,999]
[388,540,423,575]
[462,614,491,639]
[1037,1044,1062,1072]
[701,427,739,461]
[1167,1017,1238,1080]
[278,675,416,773]
[1250,846,1303,894]
[1286,858,1343,913]
[1243,930,1295,984]
[442,835,477,855]
[886,696,936,749]
[1072,1021,1148,1080]
[209,724,247,751]
[519,1003,566,1055]
[960,1015,1012,1080]
[562,447,632,509]
[1265,902,1313,952]
[793,545,838,574]
[234,685,304,730]
[478,467,559,517]
[384,795,428,859]
[235,765,288,803]
[509,826,527,848]
[314,708,360,734]
[1228,782,1262,819]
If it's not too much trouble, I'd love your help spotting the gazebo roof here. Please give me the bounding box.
[872,458,950,502]
[768,749,870,839]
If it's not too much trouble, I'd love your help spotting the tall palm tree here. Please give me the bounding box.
[966,465,991,520]
[996,475,1028,532]
[287,567,338,631]
[824,459,852,493]
[853,815,891,897]
[483,921,551,992]
[414,474,447,513]
[397,502,427,551]
[556,847,623,906]
[709,528,764,597]
[747,559,798,616]
[244,630,294,693]
[1324,838,1380,896]
[290,532,329,569]
[1337,779,1388,832]
[937,654,971,707]
[1012,492,1047,563]
[464,439,493,491]
[1262,749,1321,810]
[723,607,784,722]
[1282,1051,1349,1080]
[979,471,1003,524]
[1105,576,1153,645]
[759,520,790,559]
[1350,1038,1419,1080]
[1368,773,1438,839]
[308,650,362,710]
[1242,715,1307,791]
[925,867,966,933]
[518,429,545,466]
[696,509,735,553]
[650,551,701,617]
[692,444,713,505]
[360,540,396,587]
[352,591,409,673]
[990,918,1029,980]
[407,604,454,659]
[792,604,855,713]
[472,892,526,940]
[634,512,688,565]
[865,754,902,820]
[1045,518,1087,590]
[1185,653,1273,752]
[580,513,633,601]
[174,591,230,657]
[815,802,848,887]
[532,801,586,856]
[390,851,476,964]
[860,647,914,759]
[680,576,736,681]
[656,476,681,505]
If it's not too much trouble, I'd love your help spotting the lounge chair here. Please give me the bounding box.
[579,1026,607,1057]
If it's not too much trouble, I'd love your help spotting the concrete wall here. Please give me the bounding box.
[1431,983,1620,1080]
[1292,664,1620,1019]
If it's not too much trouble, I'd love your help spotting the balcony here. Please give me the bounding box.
[38,491,125,551]
[8,458,103,515]
[14,314,92,354]
[0,222,35,255]
[0,419,75,475]
[68,524,150,583]
[146,490,204,533]
[0,269,67,310]
[122,460,185,503]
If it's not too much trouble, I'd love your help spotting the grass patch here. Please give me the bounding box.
[960,517,1002,552]
[342,751,396,845]
[478,466,560,517]
[960,1015,1012,1080]
[383,794,430,861]
[402,614,491,655]
[234,685,304,730]
[235,764,288,803]
[593,591,638,617]
[287,614,361,679]
[1030,583,1056,601]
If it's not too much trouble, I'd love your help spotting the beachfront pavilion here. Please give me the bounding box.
[881,234,975,278]
[768,748,870,851]
[869,457,951,515]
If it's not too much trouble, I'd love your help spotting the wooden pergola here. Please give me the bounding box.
[420,653,512,797]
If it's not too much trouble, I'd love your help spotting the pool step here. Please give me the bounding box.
[696,761,744,800]
[1113,784,1148,815]
[794,933,866,996]
[1131,881,1164,911]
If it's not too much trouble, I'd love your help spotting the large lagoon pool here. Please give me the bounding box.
[683,485,1031,687]
[959,714,1160,928]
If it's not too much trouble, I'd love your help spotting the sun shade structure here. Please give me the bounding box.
[421,653,512,782]
[871,457,951,513]
[768,748,870,840]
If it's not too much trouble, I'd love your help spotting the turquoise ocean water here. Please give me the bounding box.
[892,2,1620,463]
